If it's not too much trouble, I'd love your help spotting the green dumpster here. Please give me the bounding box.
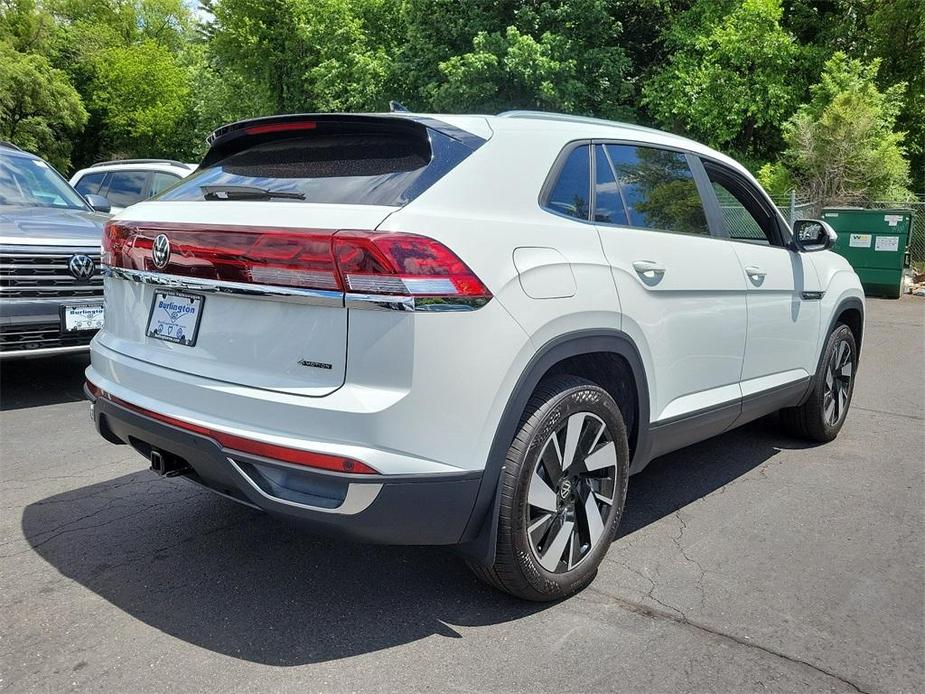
[821,207,912,299]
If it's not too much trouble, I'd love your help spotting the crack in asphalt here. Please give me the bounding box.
[851,406,924,422]
[586,586,873,694]
[669,511,710,615]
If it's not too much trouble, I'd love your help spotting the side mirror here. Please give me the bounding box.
[84,194,111,214]
[793,219,836,252]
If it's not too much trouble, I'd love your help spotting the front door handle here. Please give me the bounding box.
[632,260,666,276]
[745,265,767,279]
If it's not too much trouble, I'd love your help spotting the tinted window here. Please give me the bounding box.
[74,171,106,196]
[606,145,708,235]
[105,170,147,208]
[710,180,770,244]
[160,129,471,206]
[150,172,181,196]
[593,145,627,224]
[546,145,590,220]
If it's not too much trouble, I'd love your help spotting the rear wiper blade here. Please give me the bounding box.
[201,185,305,201]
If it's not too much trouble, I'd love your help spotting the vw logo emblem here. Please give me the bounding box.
[152,234,171,270]
[68,254,95,280]
[559,479,572,499]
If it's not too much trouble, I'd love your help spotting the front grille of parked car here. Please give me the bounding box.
[0,249,103,298]
[0,322,95,352]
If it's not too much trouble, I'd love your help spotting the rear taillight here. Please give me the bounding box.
[103,222,491,301]
[104,221,340,290]
[333,231,491,299]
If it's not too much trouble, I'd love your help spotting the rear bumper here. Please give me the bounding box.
[89,390,482,545]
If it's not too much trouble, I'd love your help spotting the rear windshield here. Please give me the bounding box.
[159,129,473,206]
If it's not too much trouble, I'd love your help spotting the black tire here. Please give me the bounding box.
[468,375,630,601]
[780,323,858,442]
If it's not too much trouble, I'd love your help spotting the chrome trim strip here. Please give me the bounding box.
[227,457,382,515]
[105,265,490,312]
[801,291,825,301]
[0,344,90,359]
[104,266,344,307]
[344,293,489,312]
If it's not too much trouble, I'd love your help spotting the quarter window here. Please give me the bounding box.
[545,145,590,221]
[605,145,709,235]
[593,145,627,225]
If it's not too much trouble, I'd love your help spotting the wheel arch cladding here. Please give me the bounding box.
[456,329,650,565]
[835,301,864,353]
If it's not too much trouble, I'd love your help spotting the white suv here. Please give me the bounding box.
[70,159,195,213]
[85,112,863,601]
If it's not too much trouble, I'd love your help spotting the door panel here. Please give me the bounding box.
[593,144,747,423]
[729,243,821,381]
[704,170,822,385]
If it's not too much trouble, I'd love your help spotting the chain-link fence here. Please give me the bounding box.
[768,193,925,267]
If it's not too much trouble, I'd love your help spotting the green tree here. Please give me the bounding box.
[0,41,87,169]
[86,39,190,157]
[204,0,394,113]
[431,27,586,114]
[643,0,803,161]
[765,53,912,203]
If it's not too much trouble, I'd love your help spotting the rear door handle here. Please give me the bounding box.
[632,260,666,276]
[745,265,767,279]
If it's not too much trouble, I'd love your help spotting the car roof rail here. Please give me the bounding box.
[497,110,675,138]
[0,140,23,151]
[90,158,194,169]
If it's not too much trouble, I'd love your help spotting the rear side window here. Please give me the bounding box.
[150,172,181,196]
[545,145,590,220]
[104,170,147,208]
[74,171,106,196]
[160,128,474,207]
[605,145,708,236]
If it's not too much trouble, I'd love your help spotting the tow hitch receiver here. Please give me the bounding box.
[150,449,191,477]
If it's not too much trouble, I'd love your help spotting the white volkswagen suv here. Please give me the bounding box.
[85,112,863,601]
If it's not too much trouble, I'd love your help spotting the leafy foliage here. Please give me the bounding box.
[773,53,912,203]
[0,0,920,193]
[643,0,802,160]
[0,40,87,169]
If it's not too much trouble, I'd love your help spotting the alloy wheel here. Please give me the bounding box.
[823,339,853,427]
[526,412,617,573]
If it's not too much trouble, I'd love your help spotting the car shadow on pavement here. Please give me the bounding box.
[21,415,816,665]
[0,354,90,411]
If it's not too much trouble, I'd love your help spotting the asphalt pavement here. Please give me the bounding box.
[1,298,923,693]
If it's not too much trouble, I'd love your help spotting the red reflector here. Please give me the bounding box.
[244,121,317,135]
[88,381,376,474]
[333,230,492,298]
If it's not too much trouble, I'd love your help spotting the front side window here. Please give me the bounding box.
[606,145,709,235]
[705,169,778,245]
[104,171,147,208]
[0,155,88,210]
[74,171,106,196]
[545,145,590,220]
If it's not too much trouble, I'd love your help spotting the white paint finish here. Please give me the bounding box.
[729,243,822,381]
[89,114,865,487]
[512,247,576,299]
[740,369,811,398]
[594,226,748,422]
[100,276,348,396]
[656,383,743,422]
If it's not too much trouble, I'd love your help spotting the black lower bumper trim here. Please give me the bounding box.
[92,397,482,545]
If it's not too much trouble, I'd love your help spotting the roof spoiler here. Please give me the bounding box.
[202,113,486,168]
